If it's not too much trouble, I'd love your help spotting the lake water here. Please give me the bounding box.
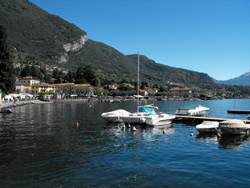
[1,99,250,187]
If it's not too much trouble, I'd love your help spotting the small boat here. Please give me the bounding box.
[219,120,250,135]
[175,104,209,116]
[144,113,175,126]
[101,105,157,124]
[101,104,175,125]
[196,121,219,134]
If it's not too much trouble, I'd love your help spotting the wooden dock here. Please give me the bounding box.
[173,115,250,124]
[227,110,250,114]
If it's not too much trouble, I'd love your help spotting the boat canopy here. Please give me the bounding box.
[178,104,200,110]
[139,105,157,115]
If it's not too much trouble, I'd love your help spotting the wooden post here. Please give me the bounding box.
[0,89,2,106]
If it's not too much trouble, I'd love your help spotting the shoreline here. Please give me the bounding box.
[0,98,93,112]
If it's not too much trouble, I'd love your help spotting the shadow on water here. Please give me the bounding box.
[218,134,250,150]
[196,132,250,150]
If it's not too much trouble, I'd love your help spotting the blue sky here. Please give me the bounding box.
[30,0,250,80]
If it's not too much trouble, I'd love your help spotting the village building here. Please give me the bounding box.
[140,89,148,97]
[19,76,40,86]
[15,81,26,93]
[168,87,192,98]
[108,84,118,90]
[32,83,56,100]
[147,88,159,96]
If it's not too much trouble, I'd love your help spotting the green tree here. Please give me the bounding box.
[0,25,15,93]
[83,65,101,87]
[30,65,39,78]
[141,81,148,89]
[20,65,31,77]
[64,70,74,83]
[75,67,87,84]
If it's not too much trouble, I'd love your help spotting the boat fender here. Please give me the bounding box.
[127,123,131,128]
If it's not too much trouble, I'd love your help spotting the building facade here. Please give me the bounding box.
[19,76,40,86]
[168,87,192,98]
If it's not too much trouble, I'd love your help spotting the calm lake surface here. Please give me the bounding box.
[1,99,250,188]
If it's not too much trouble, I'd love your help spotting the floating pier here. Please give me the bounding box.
[174,115,250,124]
[227,110,250,114]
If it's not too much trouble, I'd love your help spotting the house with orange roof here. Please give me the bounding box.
[168,87,192,98]
[108,84,118,90]
[140,89,148,97]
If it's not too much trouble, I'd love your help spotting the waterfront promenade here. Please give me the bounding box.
[0,98,91,112]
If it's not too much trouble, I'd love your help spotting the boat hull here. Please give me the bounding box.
[220,127,250,135]
[145,114,175,126]
[196,127,218,134]
[101,110,146,124]
[196,121,220,134]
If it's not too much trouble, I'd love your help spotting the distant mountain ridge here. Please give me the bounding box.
[0,0,214,87]
[214,70,250,86]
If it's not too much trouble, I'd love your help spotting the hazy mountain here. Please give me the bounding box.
[0,0,214,86]
[214,70,250,86]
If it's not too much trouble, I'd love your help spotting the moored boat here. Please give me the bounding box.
[101,104,175,125]
[175,104,209,116]
[101,105,157,124]
[196,121,219,134]
[144,113,175,126]
[219,120,250,135]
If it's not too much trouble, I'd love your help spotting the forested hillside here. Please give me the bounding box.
[0,0,236,91]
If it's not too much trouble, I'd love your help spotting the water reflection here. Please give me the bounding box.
[196,132,250,150]
[0,123,16,164]
[103,123,175,136]
[196,133,218,143]
[218,134,250,150]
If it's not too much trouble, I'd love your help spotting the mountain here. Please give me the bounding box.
[0,0,214,87]
[214,70,250,86]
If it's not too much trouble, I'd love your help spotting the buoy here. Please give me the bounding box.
[76,122,79,128]
[131,126,136,131]
[190,133,194,136]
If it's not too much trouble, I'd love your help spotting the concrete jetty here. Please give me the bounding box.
[0,100,47,113]
[173,115,250,124]
[227,110,250,114]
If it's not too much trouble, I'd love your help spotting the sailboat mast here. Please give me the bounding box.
[137,51,139,112]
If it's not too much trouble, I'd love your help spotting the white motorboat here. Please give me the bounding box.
[175,104,209,116]
[101,104,171,124]
[219,120,250,135]
[196,121,219,134]
[101,109,133,123]
[144,113,175,126]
